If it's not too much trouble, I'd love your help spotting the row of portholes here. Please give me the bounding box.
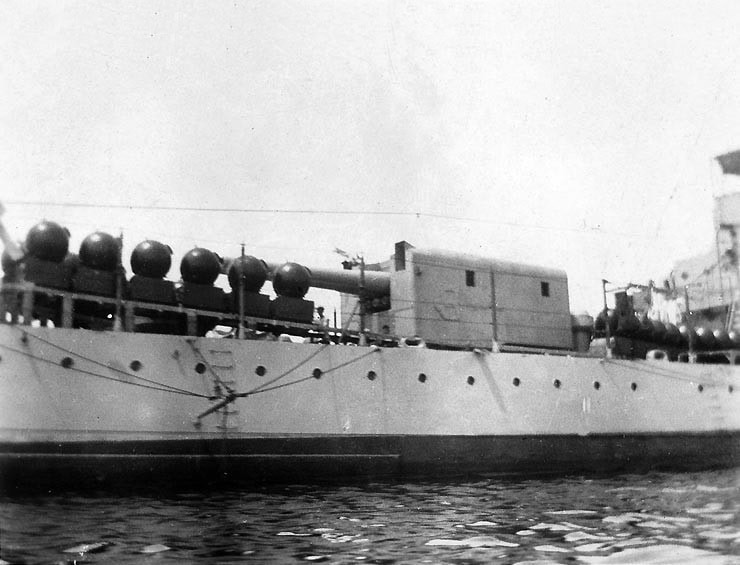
[513,376,608,390]
[180,360,734,393]
[540,379,728,394]
[53,356,734,395]
[245,364,727,395]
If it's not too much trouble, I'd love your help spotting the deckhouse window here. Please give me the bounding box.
[541,281,550,297]
[465,270,475,287]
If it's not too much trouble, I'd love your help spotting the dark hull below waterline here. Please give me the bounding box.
[1,432,738,491]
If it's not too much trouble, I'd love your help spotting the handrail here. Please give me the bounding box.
[0,281,333,336]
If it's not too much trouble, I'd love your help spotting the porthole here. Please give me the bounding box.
[631,382,638,391]
[593,381,601,390]
[418,373,427,383]
[512,377,521,387]
[698,384,704,393]
[367,370,377,381]
[553,379,561,389]
[729,385,734,394]
[60,356,74,369]
[129,360,142,372]
[195,362,206,374]
[312,368,322,379]
[467,376,475,385]
[255,365,266,377]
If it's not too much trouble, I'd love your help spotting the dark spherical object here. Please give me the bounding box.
[228,255,267,292]
[594,309,617,334]
[62,253,80,276]
[649,320,666,341]
[79,232,120,271]
[616,314,639,336]
[180,247,221,285]
[633,317,653,340]
[713,328,731,349]
[131,240,172,278]
[663,323,681,344]
[272,262,311,298]
[678,324,697,346]
[25,221,69,262]
[729,330,740,348]
[695,327,716,349]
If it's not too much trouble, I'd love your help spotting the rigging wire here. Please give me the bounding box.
[1,325,377,408]
[0,341,210,398]
[242,346,380,397]
[603,357,732,386]
[3,210,332,257]
[1,325,732,403]
[247,342,331,394]
[3,199,647,240]
[19,328,209,398]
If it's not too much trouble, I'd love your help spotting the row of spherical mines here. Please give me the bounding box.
[595,309,738,351]
[2,220,311,299]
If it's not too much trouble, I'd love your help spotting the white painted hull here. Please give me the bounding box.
[1,324,738,486]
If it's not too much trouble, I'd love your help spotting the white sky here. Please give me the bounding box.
[3,0,740,315]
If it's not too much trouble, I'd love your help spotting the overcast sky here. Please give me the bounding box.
[3,1,740,314]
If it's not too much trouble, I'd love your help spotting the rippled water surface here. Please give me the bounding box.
[1,469,739,564]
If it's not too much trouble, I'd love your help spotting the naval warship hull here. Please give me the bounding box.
[1,325,738,488]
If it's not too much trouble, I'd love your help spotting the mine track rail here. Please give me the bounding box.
[0,281,335,338]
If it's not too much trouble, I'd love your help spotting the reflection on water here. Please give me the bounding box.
[1,469,738,564]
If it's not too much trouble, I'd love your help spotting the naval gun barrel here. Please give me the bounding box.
[272,262,390,297]
[222,258,390,297]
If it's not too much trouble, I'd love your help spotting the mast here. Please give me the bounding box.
[358,254,367,346]
[113,231,124,332]
[602,279,612,358]
[238,243,246,339]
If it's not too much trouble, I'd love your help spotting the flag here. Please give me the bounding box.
[716,150,740,175]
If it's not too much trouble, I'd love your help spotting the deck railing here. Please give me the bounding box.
[0,281,332,339]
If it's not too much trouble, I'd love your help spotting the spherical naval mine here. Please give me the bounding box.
[25,221,70,262]
[180,247,222,285]
[228,255,268,292]
[131,240,172,278]
[272,262,311,298]
[79,232,120,271]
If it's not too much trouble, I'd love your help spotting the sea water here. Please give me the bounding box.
[1,469,738,564]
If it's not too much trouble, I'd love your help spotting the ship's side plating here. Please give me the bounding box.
[1,324,738,486]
